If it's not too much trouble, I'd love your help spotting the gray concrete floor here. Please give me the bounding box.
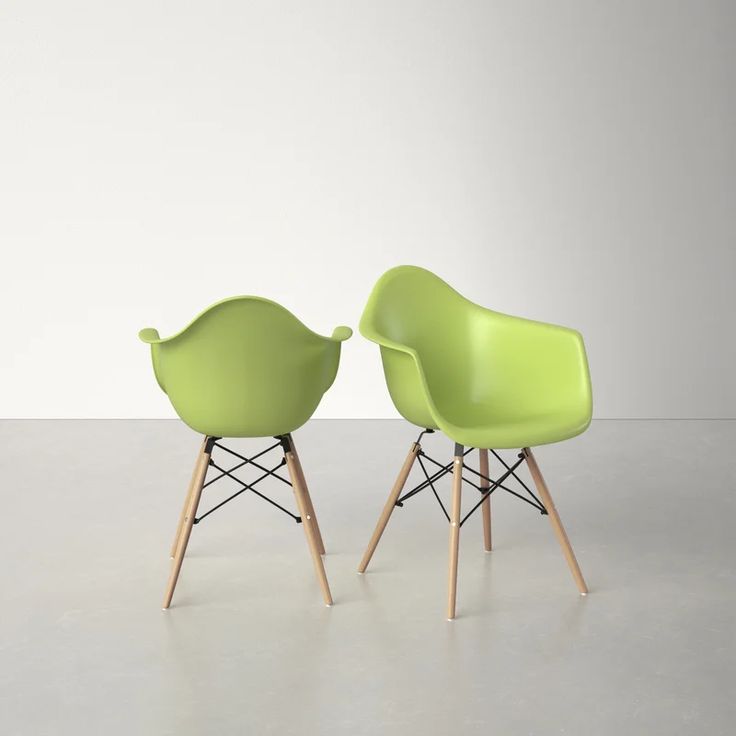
[0,419,734,735]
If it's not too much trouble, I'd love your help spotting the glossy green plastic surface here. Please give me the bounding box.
[360,266,592,449]
[139,297,352,438]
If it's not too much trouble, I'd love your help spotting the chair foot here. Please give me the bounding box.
[284,435,333,606]
[169,437,207,558]
[358,441,421,573]
[447,444,464,620]
[523,447,588,594]
[290,439,326,555]
[162,438,213,608]
[479,448,492,552]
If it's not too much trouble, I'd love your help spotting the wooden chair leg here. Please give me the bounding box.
[523,447,588,594]
[170,437,207,558]
[447,444,464,620]
[358,442,421,573]
[479,448,492,552]
[284,438,333,606]
[162,438,212,609]
[290,439,325,555]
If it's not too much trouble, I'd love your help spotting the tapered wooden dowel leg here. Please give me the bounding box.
[523,447,588,595]
[291,440,325,555]
[163,439,212,609]
[358,442,421,573]
[170,437,207,558]
[447,445,464,620]
[284,444,333,606]
[479,448,492,552]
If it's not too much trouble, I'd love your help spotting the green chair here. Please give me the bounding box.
[357,266,592,619]
[139,296,352,609]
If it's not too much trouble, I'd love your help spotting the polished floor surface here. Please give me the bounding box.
[1,419,734,735]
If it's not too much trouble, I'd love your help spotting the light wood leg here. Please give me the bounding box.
[358,442,420,573]
[284,441,333,606]
[447,445,464,620]
[170,437,207,558]
[290,439,325,555]
[523,447,588,595]
[162,438,212,609]
[479,448,492,552]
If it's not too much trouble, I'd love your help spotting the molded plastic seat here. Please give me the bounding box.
[360,266,592,449]
[139,296,352,438]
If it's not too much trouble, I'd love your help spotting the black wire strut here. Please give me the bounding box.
[418,450,532,504]
[458,454,529,526]
[396,464,448,506]
[417,453,450,522]
[213,441,293,487]
[460,460,546,515]
[393,430,548,526]
[202,440,283,488]
[193,436,302,525]
[490,449,546,509]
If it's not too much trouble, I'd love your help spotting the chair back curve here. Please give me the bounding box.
[139,296,351,438]
[359,265,473,429]
[360,265,592,448]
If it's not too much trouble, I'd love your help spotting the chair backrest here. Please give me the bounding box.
[368,264,473,378]
[140,297,350,437]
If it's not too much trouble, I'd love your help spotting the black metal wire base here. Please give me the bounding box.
[193,437,302,525]
[395,430,548,527]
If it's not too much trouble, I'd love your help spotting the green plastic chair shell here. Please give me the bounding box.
[360,266,592,449]
[139,296,352,438]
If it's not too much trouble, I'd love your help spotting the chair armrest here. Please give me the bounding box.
[329,326,353,342]
[138,328,161,344]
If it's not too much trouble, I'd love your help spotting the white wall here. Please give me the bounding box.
[1,1,734,419]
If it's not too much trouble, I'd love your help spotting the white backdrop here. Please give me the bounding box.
[1,1,734,419]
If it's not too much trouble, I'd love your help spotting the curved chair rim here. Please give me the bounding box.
[359,265,591,448]
[139,295,353,345]
[359,265,471,423]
